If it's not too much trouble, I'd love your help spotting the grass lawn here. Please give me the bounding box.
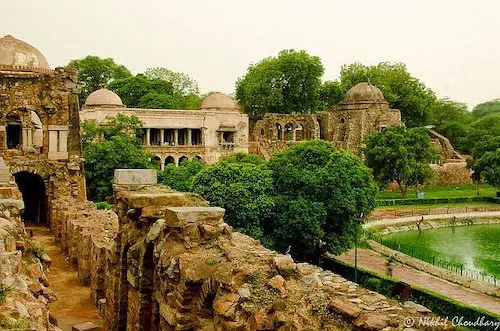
[376,184,497,200]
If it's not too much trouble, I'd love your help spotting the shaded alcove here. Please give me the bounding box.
[13,171,47,224]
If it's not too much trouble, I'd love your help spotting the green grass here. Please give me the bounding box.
[375,201,499,211]
[376,184,497,200]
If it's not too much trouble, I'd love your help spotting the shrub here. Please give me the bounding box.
[95,201,114,210]
[0,285,11,304]
[366,277,382,292]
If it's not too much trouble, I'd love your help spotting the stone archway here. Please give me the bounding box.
[13,171,47,224]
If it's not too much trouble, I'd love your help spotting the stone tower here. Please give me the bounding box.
[0,35,85,225]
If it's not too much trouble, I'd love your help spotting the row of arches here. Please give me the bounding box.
[152,155,203,170]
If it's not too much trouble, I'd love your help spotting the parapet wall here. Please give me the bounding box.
[49,185,448,331]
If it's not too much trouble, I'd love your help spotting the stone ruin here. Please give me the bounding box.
[44,173,447,330]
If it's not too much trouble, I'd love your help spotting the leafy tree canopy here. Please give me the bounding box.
[339,62,437,127]
[192,161,275,239]
[67,55,131,103]
[108,74,174,108]
[219,152,266,165]
[82,115,153,201]
[235,49,324,117]
[474,149,500,194]
[318,80,344,110]
[144,67,200,96]
[267,140,378,256]
[158,159,205,192]
[364,127,438,198]
[472,99,500,118]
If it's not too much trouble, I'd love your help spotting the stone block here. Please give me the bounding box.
[329,297,362,319]
[113,169,157,185]
[72,322,99,331]
[163,207,225,227]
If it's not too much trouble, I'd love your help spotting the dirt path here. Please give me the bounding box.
[30,226,103,331]
[337,248,500,315]
[365,210,500,228]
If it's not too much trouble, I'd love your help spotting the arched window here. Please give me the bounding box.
[6,115,22,149]
[284,123,294,141]
[165,156,175,166]
[276,123,282,140]
[178,156,188,166]
[194,155,202,162]
[260,128,265,136]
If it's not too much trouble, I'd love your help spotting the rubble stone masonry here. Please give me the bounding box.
[48,185,449,331]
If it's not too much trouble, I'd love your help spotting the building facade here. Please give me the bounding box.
[80,90,249,168]
[251,82,402,158]
[0,35,86,224]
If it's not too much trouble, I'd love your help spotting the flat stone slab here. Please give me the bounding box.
[72,322,99,331]
[164,207,225,227]
[113,169,157,185]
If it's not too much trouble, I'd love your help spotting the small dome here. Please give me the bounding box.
[343,82,386,103]
[201,92,237,110]
[0,35,51,72]
[85,88,123,108]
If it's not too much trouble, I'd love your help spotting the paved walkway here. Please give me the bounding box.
[337,248,500,315]
[30,226,103,331]
[365,211,500,228]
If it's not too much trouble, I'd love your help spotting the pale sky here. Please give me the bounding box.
[3,0,500,109]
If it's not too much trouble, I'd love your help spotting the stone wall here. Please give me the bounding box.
[0,185,60,330]
[48,184,450,330]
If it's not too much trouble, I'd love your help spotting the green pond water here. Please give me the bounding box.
[382,223,500,278]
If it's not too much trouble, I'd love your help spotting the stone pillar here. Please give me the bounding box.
[160,157,165,170]
[292,128,296,141]
[160,129,165,145]
[174,129,178,146]
[27,129,33,147]
[22,128,29,148]
[146,129,151,146]
[187,129,192,146]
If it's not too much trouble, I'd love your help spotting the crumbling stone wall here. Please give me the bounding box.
[0,67,86,227]
[47,183,452,330]
[0,183,60,330]
[252,104,401,160]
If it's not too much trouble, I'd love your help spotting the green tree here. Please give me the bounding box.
[145,67,200,96]
[219,152,266,165]
[82,115,153,201]
[318,80,344,110]
[339,62,437,127]
[269,197,326,261]
[364,127,438,198]
[158,159,205,192]
[235,49,324,117]
[108,74,174,108]
[192,161,274,239]
[472,99,500,118]
[268,140,378,256]
[474,149,500,196]
[67,56,131,103]
[430,99,471,151]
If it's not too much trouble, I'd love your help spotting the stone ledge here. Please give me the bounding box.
[164,207,225,227]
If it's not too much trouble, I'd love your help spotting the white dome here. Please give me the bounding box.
[85,88,123,108]
[201,92,237,110]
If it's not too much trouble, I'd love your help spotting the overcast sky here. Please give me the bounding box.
[3,0,499,108]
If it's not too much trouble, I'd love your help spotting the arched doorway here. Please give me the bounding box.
[13,171,47,224]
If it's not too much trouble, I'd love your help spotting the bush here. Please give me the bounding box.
[95,201,114,210]
[0,285,11,304]
[365,277,382,292]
